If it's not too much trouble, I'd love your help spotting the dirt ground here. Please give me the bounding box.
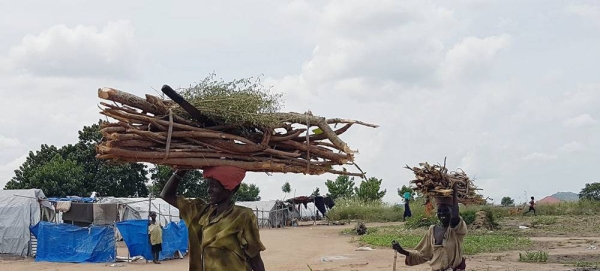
[2,222,599,271]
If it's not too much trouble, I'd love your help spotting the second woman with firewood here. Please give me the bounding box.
[392,184,467,271]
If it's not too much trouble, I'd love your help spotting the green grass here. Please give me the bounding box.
[573,261,600,268]
[328,195,600,224]
[519,251,548,262]
[327,197,502,225]
[463,234,531,255]
[531,216,558,226]
[535,200,600,215]
[354,225,532,255]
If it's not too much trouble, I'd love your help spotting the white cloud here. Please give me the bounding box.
[441,34,511,82]
[293,0,457,90]
[0,135,22,149]
[567,4,600,27]
[564,114,596,128]
[3,20,140,79]
[559,141,585,153]
[0,154,28,188]
[522,152,559,162]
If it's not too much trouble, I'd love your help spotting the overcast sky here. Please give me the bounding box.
[1,0,599,204]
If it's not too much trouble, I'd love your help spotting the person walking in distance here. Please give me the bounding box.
[523,196,536,216]
[148,211,163,264]
[403,191,412,222]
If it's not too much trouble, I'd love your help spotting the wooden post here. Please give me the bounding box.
[255,208,259,228]
[313,202,316,225]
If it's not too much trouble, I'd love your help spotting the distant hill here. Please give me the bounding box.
[551,192,579,202]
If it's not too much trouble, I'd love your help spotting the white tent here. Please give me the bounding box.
[0,189,54,256]
[98,197,179,225]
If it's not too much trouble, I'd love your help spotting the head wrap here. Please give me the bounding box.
[149,211,157,217]
[203,166,246,191]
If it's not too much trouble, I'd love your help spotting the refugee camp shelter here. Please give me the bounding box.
[50,197,119,227]
[286,196,335,221]
[236,200,288,228]
[0,189,54,256]
[98,197,180,225]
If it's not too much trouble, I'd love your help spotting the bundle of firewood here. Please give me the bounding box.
[95,85,377,177]
[405,161,486,205]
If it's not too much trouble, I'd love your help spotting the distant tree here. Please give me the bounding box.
[355,177,387,202]
[68,122,149,197]
[325,175,355,200]
[311,187,321,197]
[5,122,149,197]
[150,165,208,199]
[397,185,413,199]
[579,182,600,201]
[234,183,261,201]
[281,181,291,199]
[500,196,514,206]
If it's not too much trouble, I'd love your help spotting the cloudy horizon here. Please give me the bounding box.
[1,0,599,205]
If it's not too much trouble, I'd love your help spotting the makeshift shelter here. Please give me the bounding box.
[286,196,335,220]
[235,200,288,228]
[98,197,180,225]
[52,202,119,227]
[30,221,115,263]
[0,189,54,256]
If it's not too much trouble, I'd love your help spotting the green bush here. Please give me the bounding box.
[480,206,501,229]
[326,198,404,222]
[460,209,477,225]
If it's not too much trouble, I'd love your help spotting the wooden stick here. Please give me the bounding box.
[98,87,167,115]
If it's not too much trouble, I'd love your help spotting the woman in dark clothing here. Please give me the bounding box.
[403,191,412,221]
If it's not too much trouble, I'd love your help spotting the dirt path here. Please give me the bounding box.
[2,223,599,271]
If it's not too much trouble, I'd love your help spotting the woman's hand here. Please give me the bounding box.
[392,240,409,256]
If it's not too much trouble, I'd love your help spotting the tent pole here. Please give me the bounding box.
[148,195,152,220]
[149,176,156,220]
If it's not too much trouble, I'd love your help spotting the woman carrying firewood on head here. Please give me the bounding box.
[392,184,467,271]
[160,166,266,271]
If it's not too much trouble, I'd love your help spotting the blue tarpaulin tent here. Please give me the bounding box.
[30,221,115,263]
[116,220,188,261]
